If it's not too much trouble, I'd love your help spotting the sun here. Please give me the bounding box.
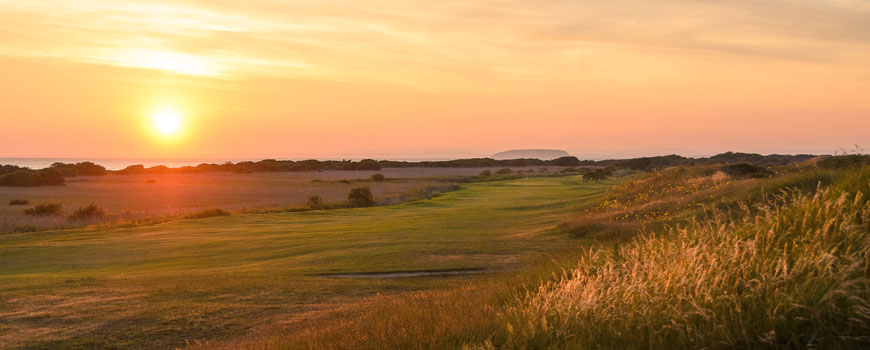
[150,108,182,136]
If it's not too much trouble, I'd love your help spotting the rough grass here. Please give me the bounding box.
[497,167,870,349]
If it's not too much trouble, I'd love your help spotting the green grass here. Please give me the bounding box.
[0,176,618,349]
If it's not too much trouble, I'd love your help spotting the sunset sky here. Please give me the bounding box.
[1,0,868,159]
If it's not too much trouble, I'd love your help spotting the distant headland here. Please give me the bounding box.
[491,149,571,160]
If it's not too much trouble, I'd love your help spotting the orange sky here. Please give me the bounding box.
[1,0,869,158]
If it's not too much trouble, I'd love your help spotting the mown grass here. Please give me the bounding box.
[0,176,617,349]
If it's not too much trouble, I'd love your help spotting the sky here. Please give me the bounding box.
[1,0,869,159]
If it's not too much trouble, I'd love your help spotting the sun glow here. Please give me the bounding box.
[150,108,182,136]
[119,49,219,76]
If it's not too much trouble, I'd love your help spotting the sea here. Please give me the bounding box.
[0,158,455,171]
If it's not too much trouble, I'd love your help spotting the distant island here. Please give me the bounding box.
[492,149,571,160]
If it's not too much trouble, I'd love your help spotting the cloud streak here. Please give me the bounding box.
[1,0,868,89]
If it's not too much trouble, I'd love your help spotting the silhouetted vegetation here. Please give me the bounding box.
[721,163,773,178]
[183,209,230,219]
[580,168,613,182]
[307,196,323,209]
[0,152,824,187]
[0,168,64,187]
[24,203,63,216]
[370,173,385,182]
[8,199,29,206]
[479,170,491,176]
[348,187,375,207]
[355,159,382,170]
[496,168,513,174]
[68,203,106,220]
[50,162,108,176]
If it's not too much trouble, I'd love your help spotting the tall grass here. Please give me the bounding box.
[496,167,870,349]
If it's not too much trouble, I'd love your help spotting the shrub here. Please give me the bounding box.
[183,209,230,219]
[721,163,773,178]
[479,170,492,176]
[370,173,385,182]
[339,179,351,184]
[24,203,62,216]
[307,195,323,209]
[50,162,108,176]
[8,199,29,206]
[581,168,613,182]
[68,203,105,220]
[355,159,382,171]
[496,168,513,174]
[348,187,375,207]
[539,168,550,173]
[0,168,64,187]
[552,156,582,166]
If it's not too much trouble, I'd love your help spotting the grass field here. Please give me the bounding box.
[0,175,616,349]
[0,167,560,233]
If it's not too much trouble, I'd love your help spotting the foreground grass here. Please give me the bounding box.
[0,176,616,349]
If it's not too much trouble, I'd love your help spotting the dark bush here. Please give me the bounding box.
[307,195,323,209]
[552,156,582,166]
[0,168,64,187]
[479,170,491,176]
[68,203,106,220]
[581,168,613,182]
[355,159,381,171]
[118,164,146,174]
[348,187,375,207]
[721,163,773,178]
[496,168,513,174]
[539,168,550,173]
[183,209,230,219]
[370,173,385,182]
[560,167,578,173]
[24,203,63,216]
[51,162,108,176]
[8,199,29,206]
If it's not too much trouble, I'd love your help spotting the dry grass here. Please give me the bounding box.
[490,167,870,349]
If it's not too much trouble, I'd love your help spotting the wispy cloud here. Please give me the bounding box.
[1,0,868,89]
